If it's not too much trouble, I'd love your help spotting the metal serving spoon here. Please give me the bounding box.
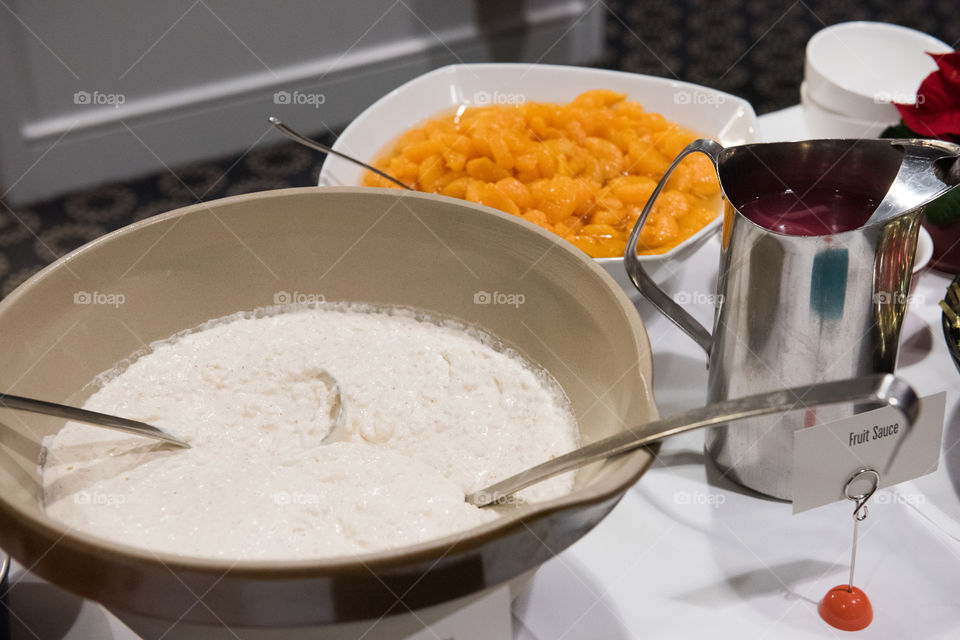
[1,366,345,450]
[268,117,413,191]
[466,374,918,507]
[0,393,190,448]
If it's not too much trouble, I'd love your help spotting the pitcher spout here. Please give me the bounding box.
[866,138,960,226]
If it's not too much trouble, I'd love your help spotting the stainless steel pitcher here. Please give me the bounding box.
[626,138,960,500]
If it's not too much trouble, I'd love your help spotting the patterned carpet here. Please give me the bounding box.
[1,0,957,297]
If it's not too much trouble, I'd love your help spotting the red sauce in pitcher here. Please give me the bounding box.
[738,187,877,236]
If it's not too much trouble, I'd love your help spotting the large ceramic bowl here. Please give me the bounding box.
[0,188,657,632]
[318,63,759,289]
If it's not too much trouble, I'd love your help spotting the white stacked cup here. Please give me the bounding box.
[802,21,951,138]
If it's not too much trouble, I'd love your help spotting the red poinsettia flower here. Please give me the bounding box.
[895,51,960,142]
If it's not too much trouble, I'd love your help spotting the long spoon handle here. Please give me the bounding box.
[466,374,918,507]
[268,117,413,191]
[0,394,189,448]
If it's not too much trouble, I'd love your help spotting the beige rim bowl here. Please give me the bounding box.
[0,187,656,629]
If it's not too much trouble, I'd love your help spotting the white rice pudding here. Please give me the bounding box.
[42,306,578,560]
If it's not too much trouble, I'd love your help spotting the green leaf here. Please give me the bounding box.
[925,185,960,225]
[880,121,921,139]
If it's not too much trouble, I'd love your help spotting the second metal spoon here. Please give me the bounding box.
[466,374,918,507]
[268,116,412,191]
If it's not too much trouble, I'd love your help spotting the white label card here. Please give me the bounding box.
[792,392,945,514]
[404,585,512,640]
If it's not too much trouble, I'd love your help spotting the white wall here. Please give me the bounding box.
[0,0,604,204]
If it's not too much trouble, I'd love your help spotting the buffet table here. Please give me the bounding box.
[7,108,960,639]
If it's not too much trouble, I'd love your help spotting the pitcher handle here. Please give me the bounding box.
[624,138,723,355]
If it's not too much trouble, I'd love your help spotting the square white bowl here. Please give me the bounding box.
[318,63,759,289]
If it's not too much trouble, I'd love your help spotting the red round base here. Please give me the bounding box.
[819,585,873,631]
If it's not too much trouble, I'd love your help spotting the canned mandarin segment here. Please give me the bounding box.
[362,89,721,258]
